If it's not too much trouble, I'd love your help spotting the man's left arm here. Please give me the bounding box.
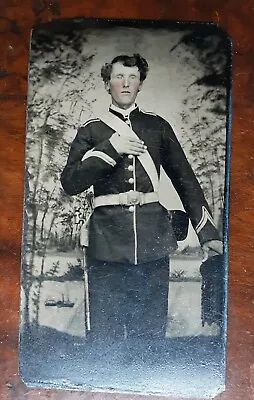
[160,118,223,255]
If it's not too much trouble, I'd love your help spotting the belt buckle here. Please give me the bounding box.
[127,190,140,206]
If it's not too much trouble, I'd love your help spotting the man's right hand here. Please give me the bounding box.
[110,132,147,156]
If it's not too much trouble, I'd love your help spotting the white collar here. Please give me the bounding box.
[109,103,138,118]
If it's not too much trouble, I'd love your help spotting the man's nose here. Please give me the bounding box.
[123,77,130,87]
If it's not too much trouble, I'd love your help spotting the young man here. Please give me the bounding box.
[61,54,223,340]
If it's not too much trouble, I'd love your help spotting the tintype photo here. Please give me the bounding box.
[19,19,231,398]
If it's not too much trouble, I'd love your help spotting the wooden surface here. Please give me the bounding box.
[0,1,253,399]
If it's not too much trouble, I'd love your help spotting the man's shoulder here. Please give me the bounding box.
[77,116,113,142]
[78,118,108,137]
[138,109,170,126]
[80,118,102,129]
[139,108,159,118]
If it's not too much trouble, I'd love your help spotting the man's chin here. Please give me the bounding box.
[115,97,136,109]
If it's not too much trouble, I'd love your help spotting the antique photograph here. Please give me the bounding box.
[19,19,231,397]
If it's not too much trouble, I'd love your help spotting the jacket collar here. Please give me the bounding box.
[109,103,139,120]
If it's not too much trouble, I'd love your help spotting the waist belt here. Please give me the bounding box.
[94,191,159,208]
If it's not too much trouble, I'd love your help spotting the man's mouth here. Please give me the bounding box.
[121,91,131,94]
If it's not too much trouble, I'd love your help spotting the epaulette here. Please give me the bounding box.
[81,118,101,128]
[140,109,158,117]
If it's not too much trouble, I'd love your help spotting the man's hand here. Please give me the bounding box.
[110,132,147,156]
[202,240,223,261]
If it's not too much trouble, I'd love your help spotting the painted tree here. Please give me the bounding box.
[170,27,229,230]
[23,26,96,329]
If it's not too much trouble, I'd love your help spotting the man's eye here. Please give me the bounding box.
[116,75,123,79]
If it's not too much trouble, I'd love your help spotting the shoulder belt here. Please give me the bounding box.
[99,112,159,192]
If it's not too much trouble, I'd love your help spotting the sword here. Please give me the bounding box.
[82,249,91,333]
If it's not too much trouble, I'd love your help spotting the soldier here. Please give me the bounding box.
[61,53,223,340]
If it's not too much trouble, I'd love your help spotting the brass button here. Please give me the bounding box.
[128,178,134,184]
[128,206,135,212]
[128,154,134,159]
[128,165,134,171]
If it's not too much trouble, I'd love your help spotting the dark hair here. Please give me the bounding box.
[101,53,149,83]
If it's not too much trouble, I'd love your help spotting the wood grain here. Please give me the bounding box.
[0,1,253,399]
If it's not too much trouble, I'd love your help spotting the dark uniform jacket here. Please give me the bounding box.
[61,104,220,264]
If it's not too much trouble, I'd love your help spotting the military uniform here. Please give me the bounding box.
[61,103,220,339]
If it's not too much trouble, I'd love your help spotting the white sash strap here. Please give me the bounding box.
[99,112,159,192]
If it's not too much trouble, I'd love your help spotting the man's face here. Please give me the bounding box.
[106,62,142,109]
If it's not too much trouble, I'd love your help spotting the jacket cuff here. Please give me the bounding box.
[197,223,221,245]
